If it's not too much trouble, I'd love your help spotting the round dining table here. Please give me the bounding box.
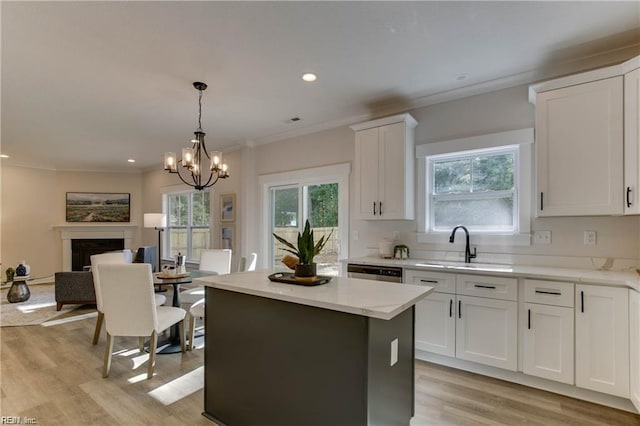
[152,269,216,354]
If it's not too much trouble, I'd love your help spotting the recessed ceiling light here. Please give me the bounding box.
[0,154,9,158]
[456,73,470,81]
[301,73,317,83]
[128,158,136,163]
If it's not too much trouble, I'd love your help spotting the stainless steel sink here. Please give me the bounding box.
[414,261,513,273]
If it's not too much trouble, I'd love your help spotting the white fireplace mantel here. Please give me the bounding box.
[52,224,138,271]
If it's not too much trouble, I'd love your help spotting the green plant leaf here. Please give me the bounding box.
[273,233,299,253]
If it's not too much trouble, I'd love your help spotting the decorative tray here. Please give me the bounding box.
[268,272,332,287]
[156,272,190,279]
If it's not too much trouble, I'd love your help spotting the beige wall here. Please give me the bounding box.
[244,85,640,268]
[4,83,639,278]
[1,166,142,277]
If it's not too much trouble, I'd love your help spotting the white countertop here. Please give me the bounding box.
[345,257,640,292]
[195,270,433,320]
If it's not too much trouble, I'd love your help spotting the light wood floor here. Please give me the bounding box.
[1,304,639,426]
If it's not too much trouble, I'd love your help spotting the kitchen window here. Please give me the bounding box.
[416,129,533,245]
[429,146,517,233]
[164,190,211,262]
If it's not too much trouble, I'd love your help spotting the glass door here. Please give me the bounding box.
[270,182,340,276]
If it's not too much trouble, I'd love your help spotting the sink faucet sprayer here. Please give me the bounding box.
[449,225,477,263]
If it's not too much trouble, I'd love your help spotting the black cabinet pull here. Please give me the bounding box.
[540,192,544,211]
[528,309,531,329]
[580,291,584,313]
[473,284,496,289]
[627,187,632,208]
[458,300,461,319]
[535,290,561,296]
[373,202,376,215]
[379,201,382,215]
[420,279,439,284]
[449,299,453,317]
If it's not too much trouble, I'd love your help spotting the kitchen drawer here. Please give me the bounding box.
[524,279,574,308]
[456,274,518,301]
[404,269,455,293]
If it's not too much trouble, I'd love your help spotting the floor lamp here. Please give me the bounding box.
[144,213,167,273]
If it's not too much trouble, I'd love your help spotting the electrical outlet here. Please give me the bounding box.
[392,231,400,240]
[390,338,398,366]
[534,230,551,244]
[584,231,597,245]
[352,230,359,241]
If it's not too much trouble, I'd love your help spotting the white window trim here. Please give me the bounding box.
[416,128,533,246]
[258,163,350,269]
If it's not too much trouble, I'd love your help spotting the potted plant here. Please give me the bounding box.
[273,219,332,279]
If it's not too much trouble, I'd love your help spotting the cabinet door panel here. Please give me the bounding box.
[355,127,380,219]
[379,122,408,219]
[456,295,517,371]
[575,285,629,397]
[624,68,640,214]
[415,293,455,357]
[536,76,623,216]
[630,289,640,411]
[523,303,574,384]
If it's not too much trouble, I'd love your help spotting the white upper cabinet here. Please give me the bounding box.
[530,55,639,217]
[625,67,640,214]
[535,76,624,216]
[351,114,417,220]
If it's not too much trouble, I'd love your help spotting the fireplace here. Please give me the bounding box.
[53,225,136,271]
[71,238,124,271]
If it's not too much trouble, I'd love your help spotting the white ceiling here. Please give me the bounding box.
[2,1,639,171]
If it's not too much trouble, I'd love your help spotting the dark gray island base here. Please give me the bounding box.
[203,287,416,426]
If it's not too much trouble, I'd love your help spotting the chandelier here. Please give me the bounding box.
[163,82,229,190]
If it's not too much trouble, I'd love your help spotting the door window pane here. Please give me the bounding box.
[307,183,339,276]
[272,187,299,268]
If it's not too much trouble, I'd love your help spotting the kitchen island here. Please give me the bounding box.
[195,270,432,426]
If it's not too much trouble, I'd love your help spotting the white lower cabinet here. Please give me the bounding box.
[456,295,518,371]
[410,271,518,371]
[522,279,574,385]
[575,284,629,398]
[630,289,640,411]
[415,292,455,357]
[523,303,574,384]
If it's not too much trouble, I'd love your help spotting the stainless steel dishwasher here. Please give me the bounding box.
[347,263,403,283]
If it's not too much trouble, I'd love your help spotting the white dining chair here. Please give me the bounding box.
[182,249,232,350]
[91,252,166,345]
[237,252,257,272]
[245,252,257,272]
[180,249,232,305]
[97,263,186,379]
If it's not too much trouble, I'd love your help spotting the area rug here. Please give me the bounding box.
[0,283,93,327]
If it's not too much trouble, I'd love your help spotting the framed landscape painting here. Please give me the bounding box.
[66,192,131,222]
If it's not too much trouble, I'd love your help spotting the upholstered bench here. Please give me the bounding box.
[54,271,96,311]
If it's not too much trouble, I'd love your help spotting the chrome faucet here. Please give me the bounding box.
[449,225,477,263]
